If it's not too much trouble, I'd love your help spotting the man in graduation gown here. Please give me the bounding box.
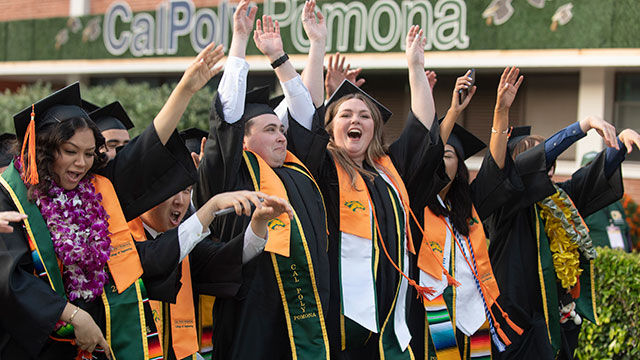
[471,67,640,360]
[193,2,331,359]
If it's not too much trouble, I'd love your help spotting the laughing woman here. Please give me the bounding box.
[315,26,447,359]
[0,43,223,360]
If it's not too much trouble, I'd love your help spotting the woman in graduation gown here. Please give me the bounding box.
[410,70,524,360]
[316,26,446,359]
[471,67,640,359]
[0,43,224,360]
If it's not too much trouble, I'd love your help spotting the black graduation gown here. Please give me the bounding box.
[141,222,244,360]
[316,111,446,358]
[0,125,197,359]
[192,95,330,360]
[471,144,623,360]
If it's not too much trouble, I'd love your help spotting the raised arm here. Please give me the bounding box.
[489,66,523,169]
[153,42,223,144]
[254,16,297,83]
[324,52,366,98]
[406,25,435,130]
[299,0,326,107]
[440,70,476,144]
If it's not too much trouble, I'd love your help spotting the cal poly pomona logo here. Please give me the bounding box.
[344,201,366,212]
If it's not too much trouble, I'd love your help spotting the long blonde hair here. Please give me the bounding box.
[325,93,388,188]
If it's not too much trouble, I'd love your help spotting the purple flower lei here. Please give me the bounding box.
[19,158,112,302]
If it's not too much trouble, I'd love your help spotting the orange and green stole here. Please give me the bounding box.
[0,161,162,360]
[242,150,330,360]
[334,156,416,360]
[128,217,200,360]
[419,206,523,359]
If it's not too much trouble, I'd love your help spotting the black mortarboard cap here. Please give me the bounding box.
[507,125,531,153]
[447,123,486,160]
[13,82,90,141]
[179,128,208,154]
[89,101,134,131]
[241,86,277,123]
[82,99,100,113]
[326,79,392,124]
[0,133,17,167]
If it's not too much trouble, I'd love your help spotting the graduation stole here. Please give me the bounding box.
[128,217,199,360]
[0,162,157,360]
[334,156,415,359]
[243,150,330,360]
[420,206,522,356]
[534,204,598,356]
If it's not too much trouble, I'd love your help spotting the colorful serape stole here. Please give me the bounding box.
[141,289,164,360]
[425,295,460,360]
[469,321,491,360]
[198,294,215,359]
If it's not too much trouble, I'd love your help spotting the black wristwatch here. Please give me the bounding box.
[270,53,289,69]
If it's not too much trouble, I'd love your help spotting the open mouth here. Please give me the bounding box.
[347,129,362,140]
[66,171,83,182]
[169,211,181,226]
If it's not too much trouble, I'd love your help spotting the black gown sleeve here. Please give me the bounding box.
[190,232,244,298]
[285,106,330,179]
[557,149,624,218]
[97,124,197,221]
[0,191,67,358]
[135,229,182,303]
[194,94,245,208]
[388,111,448,209]
[471,143,556,221]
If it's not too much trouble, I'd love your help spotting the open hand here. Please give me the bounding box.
[233,0,257,40]
[405,25,426,69]
[618,128,640,153]
[425,70,437,90]
[302,0,326,45]
[252,195,294,223]
[178,43,224,95]
[254,16,285,62]
[495,66,523,112]
[325,52,365,97]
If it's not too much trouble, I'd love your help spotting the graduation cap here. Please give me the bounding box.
[89,101,134,132]
[507,125,531,154]
[179,128,208,155]
[326,79,392,124]
[0,133,17,168]
[447,123,486,160]
[82,99,100,113]
[12,82,91,184]
[240,86,277,123]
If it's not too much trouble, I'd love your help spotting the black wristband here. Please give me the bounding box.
[270,53,289,69]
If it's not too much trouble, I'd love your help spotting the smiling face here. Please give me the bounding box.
[140,187,191,233]
[330,98,376,165]
[52,127,96,190]
[243,113,287,168]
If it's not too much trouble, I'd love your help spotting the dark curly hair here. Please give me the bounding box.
[426,145,472,237]
[19,116,108,200]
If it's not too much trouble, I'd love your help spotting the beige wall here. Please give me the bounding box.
[523,73,579,160]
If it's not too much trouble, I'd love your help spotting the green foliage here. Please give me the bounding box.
[0,81,215,137]
[576,247,640,359]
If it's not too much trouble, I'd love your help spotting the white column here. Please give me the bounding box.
[69,0,90,17]
[574,67,615,167]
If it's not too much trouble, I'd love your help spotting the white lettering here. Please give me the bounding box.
[104,1,132,56]
[131,13,154,57]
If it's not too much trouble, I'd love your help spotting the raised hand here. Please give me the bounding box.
[178,43,224,95]
[325,52,365,98]
[495,66,524,112]
[618,128,640,153]
[425,70,437,90]
[0,211,27,233]
[579,116,619,149]
[233,0,257,40]
[302,0,326,45]
[254,15,285,62]
[450,70,476,114]
[405,25,426,69]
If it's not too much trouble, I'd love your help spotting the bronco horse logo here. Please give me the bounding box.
[344,200,366,212]
[429,241,443,253]
[268,218,286,230]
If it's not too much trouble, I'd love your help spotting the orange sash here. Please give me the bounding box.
[246,150,311,257]
[334,155,414,254]
[92,175,143,293]
[420,205,500,307]
[127,217,199,359]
